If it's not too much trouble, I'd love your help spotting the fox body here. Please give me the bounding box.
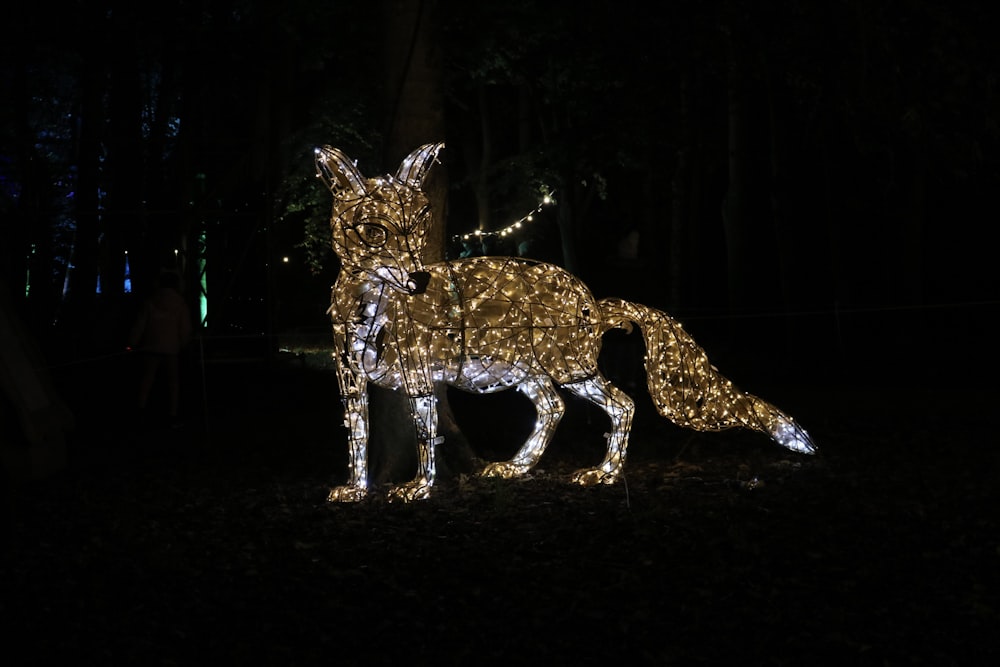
[316,142,815,502]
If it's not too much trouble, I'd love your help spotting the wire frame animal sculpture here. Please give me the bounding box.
[315,142,816,502]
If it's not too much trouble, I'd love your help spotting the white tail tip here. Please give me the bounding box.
[771,416,818,455]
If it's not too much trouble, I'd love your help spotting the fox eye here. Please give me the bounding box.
[352,223,388,247]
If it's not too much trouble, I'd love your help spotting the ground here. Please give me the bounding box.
[2,345,998,665]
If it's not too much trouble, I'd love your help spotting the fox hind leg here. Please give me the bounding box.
[562,374,635,486]
[481,376,565,479]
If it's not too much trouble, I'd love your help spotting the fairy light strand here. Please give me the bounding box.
[452,191,557,244]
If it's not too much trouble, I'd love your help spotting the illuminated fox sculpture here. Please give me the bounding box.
[316,142,816,502]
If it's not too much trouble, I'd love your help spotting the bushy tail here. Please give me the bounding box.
[598,298,816,455]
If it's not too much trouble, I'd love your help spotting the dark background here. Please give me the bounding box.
[3,0,998,387]
[2,1,998,664]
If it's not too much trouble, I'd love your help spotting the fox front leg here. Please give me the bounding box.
[328,362,371,502]
[386,393,439,502]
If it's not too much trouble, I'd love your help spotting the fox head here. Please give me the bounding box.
[315,142,444,295]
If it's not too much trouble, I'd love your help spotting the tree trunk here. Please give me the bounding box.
[369,0,475,486]
[763,55,796,363]
[65,56,104,328]
[668,71,693,311]
[102,39,145,349]
[8,64,57,325]
[473,84,494,233]
[722,33,749,317]
[556,164,594,277]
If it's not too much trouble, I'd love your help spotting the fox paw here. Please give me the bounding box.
[327,485,368,502]
[571,467,621,487]
[387,481,432,502]
[480,461,532,479]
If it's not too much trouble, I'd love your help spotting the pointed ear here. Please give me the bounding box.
[314,146,368,196]
[394,142,444,189]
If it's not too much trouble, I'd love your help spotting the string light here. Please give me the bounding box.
[315,142,816,503]
[452,190,557,245]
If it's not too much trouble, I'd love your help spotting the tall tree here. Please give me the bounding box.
[366,0,475,486]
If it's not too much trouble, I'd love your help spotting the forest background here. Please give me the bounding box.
[3,4,999,662]
[2,0,999,394]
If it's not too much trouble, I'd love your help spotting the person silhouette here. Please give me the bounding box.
[127,270,193,427]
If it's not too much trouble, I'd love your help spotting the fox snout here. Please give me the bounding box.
[406,271,431,295]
